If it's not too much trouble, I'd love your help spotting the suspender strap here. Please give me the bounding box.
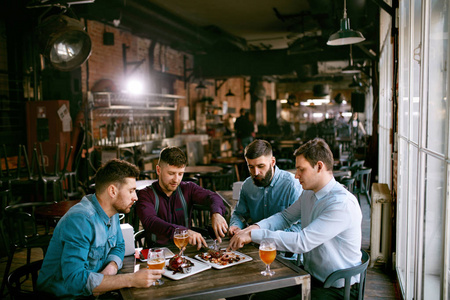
[150,186,160,243]
[149,185,189,243]
[177,186,189,227]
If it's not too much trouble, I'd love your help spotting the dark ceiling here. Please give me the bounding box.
[11,0,382,81]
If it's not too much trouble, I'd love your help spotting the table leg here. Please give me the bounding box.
[301,276,311,300]
[234,164,240,181]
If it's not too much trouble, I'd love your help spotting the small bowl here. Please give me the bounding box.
[181,264,192,274]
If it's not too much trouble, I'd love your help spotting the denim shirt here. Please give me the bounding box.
[37,194,125,299]
[230,166,303,232]
[252,178,362,287]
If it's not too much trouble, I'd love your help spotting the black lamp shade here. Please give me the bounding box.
[39,15,92,71]
[225,89,235,97]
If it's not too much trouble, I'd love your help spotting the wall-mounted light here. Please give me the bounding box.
[38,14,92,71]
[327,0,365,46]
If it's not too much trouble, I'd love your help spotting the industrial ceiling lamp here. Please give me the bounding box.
[342,45,361,74]
[196,80,207,89]
[225,89,235,97]
[349,75,363,87]
[327,0,365,46]
[38,14,92,71]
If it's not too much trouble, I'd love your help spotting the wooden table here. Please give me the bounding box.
[184,166,223,175]
[35,200,81,219]
[35,199,81,230]
[210,157,246,181]
[287,169,351,179]
[136,179,157,190]
[119,241,311,300]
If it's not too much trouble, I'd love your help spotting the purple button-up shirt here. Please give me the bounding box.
[136,181,226,245]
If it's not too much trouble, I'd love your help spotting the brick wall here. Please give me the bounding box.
[79,20,270,141]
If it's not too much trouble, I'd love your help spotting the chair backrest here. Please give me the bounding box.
[6,259,51,300]
[134,229,149,248]
[323,249,370,300]
[277,158,295,170]
[122,204,140,233]
[353,168,372,193]
[4,202,55,248]
[191,204,211,229]
[339,176,356,192]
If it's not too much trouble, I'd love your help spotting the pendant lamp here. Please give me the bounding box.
[225,89,235,97]
[327,0,365,46]
[342,45,361,74]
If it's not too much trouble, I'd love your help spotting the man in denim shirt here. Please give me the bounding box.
[37,159,164,299]
[229,140,303,236]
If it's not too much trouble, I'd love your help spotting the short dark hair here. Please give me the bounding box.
[293,138,334,171]
[244,139,272,159]
[158,147,187,167]
[95,159,140,193]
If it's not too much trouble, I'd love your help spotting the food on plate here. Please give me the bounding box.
[167,254,194,274]
[199,249,245,266]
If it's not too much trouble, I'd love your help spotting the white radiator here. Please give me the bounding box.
[370,183,392,267]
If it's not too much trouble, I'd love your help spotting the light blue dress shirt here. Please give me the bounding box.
[37,194,125,299]
[252,178,362,287]
[230,166,303,232]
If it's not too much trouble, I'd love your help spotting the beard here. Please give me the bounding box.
[252,167,273,187]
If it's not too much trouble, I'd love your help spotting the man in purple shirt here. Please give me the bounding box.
[136,147,228,249]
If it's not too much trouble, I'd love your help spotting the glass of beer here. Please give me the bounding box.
[174,228,189,256]
[147,248,165,285]
[259,239,276,276]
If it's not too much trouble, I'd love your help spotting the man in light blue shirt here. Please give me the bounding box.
[229,140,302,236]
[37,159,164,299]
[229,138,362,299]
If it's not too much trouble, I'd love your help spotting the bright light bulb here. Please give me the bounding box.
[126,79,144,94]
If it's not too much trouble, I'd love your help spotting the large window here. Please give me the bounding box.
[396,0,449,299]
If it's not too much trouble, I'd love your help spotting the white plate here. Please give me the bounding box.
[194,250,253,269]
[137,247,175,262]
[163,257,211,280]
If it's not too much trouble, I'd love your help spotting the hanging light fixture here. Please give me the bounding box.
[327,0,365,46]
[349,75,363,88]
[196,80,207,89]
[342,45,361,74]
[225,89,235,97]
[38,14,92,71]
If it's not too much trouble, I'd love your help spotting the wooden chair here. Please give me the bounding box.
[6,259,43,300]
[6,259,57,300]
[1,202,54,297]
[9,145,41,202]
[323,249,370,300]
[134,229,150,248]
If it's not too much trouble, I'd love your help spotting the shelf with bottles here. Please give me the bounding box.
[90,91,184,112]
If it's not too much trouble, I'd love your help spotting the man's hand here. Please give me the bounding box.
[228,225,241,237]
[187,229,208,250]
[131,269,164,288]
[211,213,228,243]
[227,224,259,251]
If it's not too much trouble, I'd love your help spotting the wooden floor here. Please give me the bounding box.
[0,194,401,299]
